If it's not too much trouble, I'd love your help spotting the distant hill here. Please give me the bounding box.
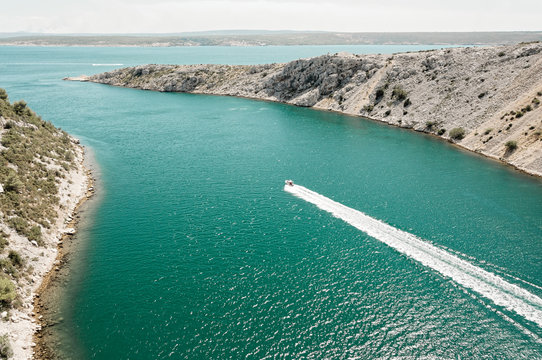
[1,31,541,46]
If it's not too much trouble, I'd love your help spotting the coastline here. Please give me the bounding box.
[0,139,92,359]
[81,82,542,180]
[312,105,542,179]
[197,90,542,180]
[78,42,542,178]
[32,150,97,360]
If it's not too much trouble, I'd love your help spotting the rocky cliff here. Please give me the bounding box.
[79,42,542,176]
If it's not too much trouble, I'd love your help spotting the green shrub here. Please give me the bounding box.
[27,225,42,242]
[3,121,15,130]
[505,140,518,151]
[8,251,23,268]
[8,217,28,235]
[0,276,16,306]
[438,128,446,135]
[497,51,505,57]
[484,128,492,135]
[533,98,540,105]
[64,150,74,162]
[0,334,13,360]
[449,127,466,140]
[362,104,374,113]
[425,121,436,129]
[515,111,523,118]
[392,86,408,101]
[0,88,8,101]
[0,232,7,251]
[4,173,23,193]
[12,100,27,115]
[403,98,411,107]
[0,258,17,279]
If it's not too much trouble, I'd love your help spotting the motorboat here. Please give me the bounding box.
[285,180,294,186]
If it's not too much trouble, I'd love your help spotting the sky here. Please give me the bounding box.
[1,0,541,34]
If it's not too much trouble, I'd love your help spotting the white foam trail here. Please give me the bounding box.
[285,184,542,327]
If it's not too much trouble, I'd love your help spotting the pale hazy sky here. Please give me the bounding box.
[1,0,541,34]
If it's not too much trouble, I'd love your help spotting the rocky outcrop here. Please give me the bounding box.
[79,42,542,176]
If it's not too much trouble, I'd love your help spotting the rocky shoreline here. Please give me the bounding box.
[32,159,95,360]
[0,91,92,359]
[0,145,90,359]
[72,42,542,177]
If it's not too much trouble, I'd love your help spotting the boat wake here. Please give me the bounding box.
[285,183,542,328]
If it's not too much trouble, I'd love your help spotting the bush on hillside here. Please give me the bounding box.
[4,173,23,193]
[392,86,408,101]
[0,233,7,251]
[12,100,27,116]
[0,276,16,306]
[0,334,13,360]
[449,127,466,140]
[425,121,436,129]
[505,140,518,151]
[7,250,23,268]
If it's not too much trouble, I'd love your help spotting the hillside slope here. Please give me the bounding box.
[79,42,542,176]
[0,89,89,359]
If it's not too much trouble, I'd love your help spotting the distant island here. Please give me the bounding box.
[2,31,542,47]
[71,42,542,177]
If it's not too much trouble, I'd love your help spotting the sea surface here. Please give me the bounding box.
[1,45,541,359]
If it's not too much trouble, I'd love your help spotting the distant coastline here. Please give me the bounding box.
[1,31,542,47]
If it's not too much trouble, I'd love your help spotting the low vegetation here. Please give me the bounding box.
[449,127,466,140]
[505,140,518,151]
[392,86,408,101]
[425,121,437,130]
[0,334,13,360]
[0,89,82,357]
[362,104,374,113]
[0,89,77,241]
[0,276,16,308]
[0,88,80,339]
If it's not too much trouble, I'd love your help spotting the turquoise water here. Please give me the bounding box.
[1,45,541,359]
